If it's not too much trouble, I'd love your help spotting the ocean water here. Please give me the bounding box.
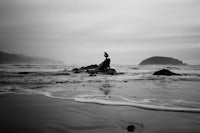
[0,64,200,113]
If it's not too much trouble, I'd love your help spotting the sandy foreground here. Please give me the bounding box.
[0,94,200,133]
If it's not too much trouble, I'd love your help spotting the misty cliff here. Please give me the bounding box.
[139,56,186,65]
[0,51,63,64]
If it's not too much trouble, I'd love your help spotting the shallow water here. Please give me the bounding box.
[0,64,200,112]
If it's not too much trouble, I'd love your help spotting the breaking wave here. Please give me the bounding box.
[3,89,200,113]
[73,95,200,113]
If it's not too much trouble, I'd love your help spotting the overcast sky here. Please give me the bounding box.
[0,0,200,65]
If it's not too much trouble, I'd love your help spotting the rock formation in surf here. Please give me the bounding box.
[153,69,180,76]
[71,52,118,75]
[139,56,186,65]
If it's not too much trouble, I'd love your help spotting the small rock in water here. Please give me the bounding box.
[18,72,31,74]
[127,125,135,132]
[72,68,80,73]
[105,68,117,75]
[153,69,180,76]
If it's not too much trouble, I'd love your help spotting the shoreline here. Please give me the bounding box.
[0,94,200,133]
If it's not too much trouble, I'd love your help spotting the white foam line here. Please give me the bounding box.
[0,91,74,100]
[2,91,200,113]
[171,99,200,105]
[74,97,200,113]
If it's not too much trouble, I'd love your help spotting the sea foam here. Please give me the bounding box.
[74,95,200,113]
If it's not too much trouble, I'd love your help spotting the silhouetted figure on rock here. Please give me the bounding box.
[96,52,110,71]
[104,52,109,59]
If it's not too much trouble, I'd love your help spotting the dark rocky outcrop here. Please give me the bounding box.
[70,52,122,76]
[72,65,118,75]
[139,56,186,65]
[80,64,98,70]
[71,59,118,75]
[153,69,180,76]
[72,64,98,74]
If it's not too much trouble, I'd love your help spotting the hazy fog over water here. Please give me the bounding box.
[0,0,200,65]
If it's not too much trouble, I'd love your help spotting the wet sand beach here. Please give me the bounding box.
[0,94,200,133]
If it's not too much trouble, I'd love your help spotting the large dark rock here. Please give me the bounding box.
[139,56,186,65]
[153,69,180,76]
[72,64,98,74]
[71,66,118,75]
[71,53,120,75]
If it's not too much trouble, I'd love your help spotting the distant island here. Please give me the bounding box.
[139,56,186,65]
[0,51,63,64]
